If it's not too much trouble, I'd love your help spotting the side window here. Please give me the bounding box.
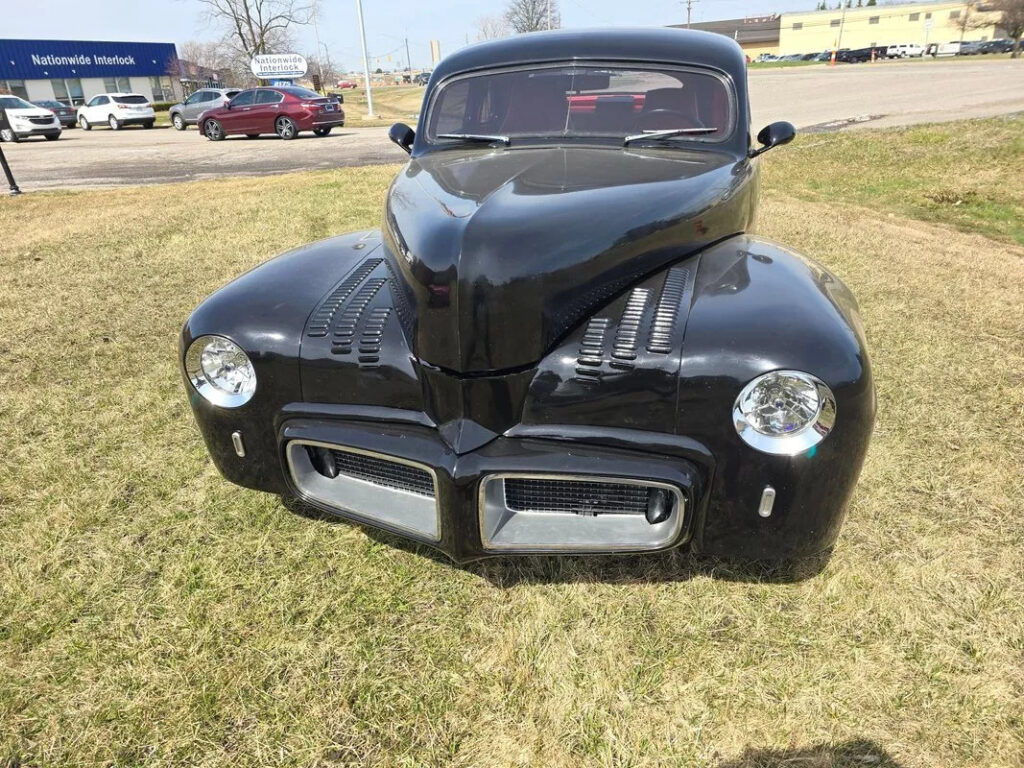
[431,80,471,135]
[255,90,284,104]
[87,96,101,107]
[96,96,109,105]
[185,91,202,104]
[231,90,255,107]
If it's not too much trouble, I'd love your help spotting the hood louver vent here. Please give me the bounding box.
[331,278,386,355]
[306,258,382,337]
[647,267,690,354]
[611,288,651,367]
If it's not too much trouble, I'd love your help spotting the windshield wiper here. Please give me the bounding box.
[437,133,510,146]
[623,128,718,146]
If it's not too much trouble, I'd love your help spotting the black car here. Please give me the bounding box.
[978,39,1015,54]
[33,99,77,127]
[413,71,431,86]
[180,28,874,564]
[837,46,885,63]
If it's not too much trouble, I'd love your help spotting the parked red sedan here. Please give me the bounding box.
[198,86,344,141]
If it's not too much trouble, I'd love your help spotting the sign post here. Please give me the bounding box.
[0,109,23,196]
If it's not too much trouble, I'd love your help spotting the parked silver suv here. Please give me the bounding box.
[169,88,241,130]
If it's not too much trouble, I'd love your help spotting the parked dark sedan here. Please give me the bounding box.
[33,99,76,127]
[837,46,886,63]
[978,38,1015,54]
[198,86,344,140]
[180,28,874,564]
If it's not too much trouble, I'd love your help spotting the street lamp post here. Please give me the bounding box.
[312,0,326,91]
[355,0,375,118]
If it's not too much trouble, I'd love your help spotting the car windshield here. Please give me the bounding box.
[113,95,148,104]
[426,63,733,145]
[0,96,36,110]
[36,100,62,108]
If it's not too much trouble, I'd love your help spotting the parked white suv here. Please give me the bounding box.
[0,95,62,142]
[77,93,155,131]
[886,43,924,58]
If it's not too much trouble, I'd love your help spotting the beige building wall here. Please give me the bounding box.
[740,41,780,58]
[779,1,1003,54]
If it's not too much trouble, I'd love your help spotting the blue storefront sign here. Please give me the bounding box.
[0,39,178,80]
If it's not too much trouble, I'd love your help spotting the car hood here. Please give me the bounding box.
[6,108,55,119]
[382,145,757,374]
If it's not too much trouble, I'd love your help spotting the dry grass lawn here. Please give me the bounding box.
[0,118,1022,767]
[341,85,425,126]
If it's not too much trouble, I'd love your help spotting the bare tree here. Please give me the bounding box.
[475,15,510,41]
[505,0,560,34]
[178,40,229,72]
[195,0,310,59]
[304,52,342,87]
[989,0,1024,57]
[949,2,981,42]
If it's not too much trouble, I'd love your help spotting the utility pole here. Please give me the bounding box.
[312,0,325,91]
[836,2,848,52]
[683,0,698,28]
[405,36,412,74]
[355,0,374,117]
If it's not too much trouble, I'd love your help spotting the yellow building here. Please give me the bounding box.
[779,1,1005,54]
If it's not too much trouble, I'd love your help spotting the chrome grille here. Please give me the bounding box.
[331,449,435,497]
[504,478,650,515]
[29,117,54,125]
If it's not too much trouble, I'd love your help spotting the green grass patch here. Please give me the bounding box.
[0,120,1022,766]
[763,114,1024,245]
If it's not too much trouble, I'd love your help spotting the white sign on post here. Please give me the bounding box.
[250,53,308,79]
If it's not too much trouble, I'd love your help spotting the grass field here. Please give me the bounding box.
[1,117,1022,767]
[341,85,425,126]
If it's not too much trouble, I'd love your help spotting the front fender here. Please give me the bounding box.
[180,230,383,492]
[681,235,875,558]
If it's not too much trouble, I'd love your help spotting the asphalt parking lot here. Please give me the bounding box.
[4,58,1022,191]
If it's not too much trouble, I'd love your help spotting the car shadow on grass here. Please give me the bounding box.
[717,739,905,767]
[281,496,832,585]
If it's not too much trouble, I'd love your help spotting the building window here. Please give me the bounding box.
[830,18,841,27]
[0,79,28,99]
[869,16,879,24]
[792,22,803,30]
[149,76,173,102]
[909,12,920,21]
[103,76,131,93]
[925,12,932,19]
[50,78,85,106]
[949,10,960,18]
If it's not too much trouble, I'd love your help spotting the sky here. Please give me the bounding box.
[1,0,823,71]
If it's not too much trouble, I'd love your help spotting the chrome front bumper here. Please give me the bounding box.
[279,419,703,561]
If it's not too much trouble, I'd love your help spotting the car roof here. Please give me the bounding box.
[431,28,747,85]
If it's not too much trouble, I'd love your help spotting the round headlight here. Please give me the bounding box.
[184,335,256,408]
[733,370,835,455]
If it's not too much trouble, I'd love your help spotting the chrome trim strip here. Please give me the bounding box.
[758,485,776,518]
[478,472,686,553]
[285,439,441,542]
